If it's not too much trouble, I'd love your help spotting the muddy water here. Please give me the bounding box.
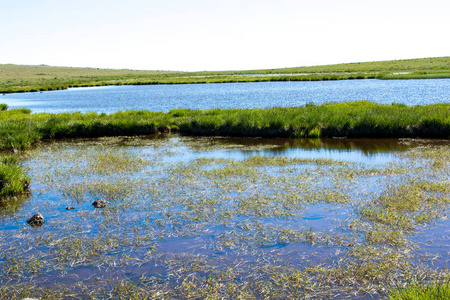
[1,136,449,298]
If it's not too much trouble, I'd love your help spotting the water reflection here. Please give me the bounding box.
[2,79,449,113]
[175,136,421,165]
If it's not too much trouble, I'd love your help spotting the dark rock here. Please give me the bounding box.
[66,206,75,210]
[27,213,45,227]
[23,180,30,190]
[92,199,109,208]
[158,126,171,134]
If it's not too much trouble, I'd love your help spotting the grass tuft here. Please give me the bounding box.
[389,281,450,300]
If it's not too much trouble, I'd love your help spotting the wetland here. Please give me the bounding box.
[1,135,450,299]
[1,71,450,298]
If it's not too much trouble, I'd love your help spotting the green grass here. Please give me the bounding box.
[0,155,30,200]
[1,56,449,93]
[389,281,450,300]
[1,101,449,153]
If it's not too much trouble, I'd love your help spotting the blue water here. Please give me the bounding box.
[1,79,449,114]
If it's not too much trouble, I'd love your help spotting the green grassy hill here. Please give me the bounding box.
[1,57,449,93]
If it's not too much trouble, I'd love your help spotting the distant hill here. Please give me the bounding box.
[1,57,449,93]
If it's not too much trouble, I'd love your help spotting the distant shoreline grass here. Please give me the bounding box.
[1,56,449,93]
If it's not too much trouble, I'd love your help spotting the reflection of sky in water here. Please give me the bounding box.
[2,79,449,114]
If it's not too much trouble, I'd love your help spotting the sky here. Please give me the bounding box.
[0,0,449,71]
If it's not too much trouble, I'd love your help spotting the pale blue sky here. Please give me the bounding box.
[1,0,449,71]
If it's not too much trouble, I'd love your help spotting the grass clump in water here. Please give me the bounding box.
[0,155,30,200]
[88,150,149,174]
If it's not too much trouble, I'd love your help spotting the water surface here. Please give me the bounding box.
[1,136,449,298]
[2,79,449,113]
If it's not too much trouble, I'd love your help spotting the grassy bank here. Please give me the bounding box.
[1,101,449,152]
[1,57,449,93]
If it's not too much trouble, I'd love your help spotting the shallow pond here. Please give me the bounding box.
[1,136,450,299]
[2,79,450,113]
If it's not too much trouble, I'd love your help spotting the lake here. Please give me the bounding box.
[2,79,450,113]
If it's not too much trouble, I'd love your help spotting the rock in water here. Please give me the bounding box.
[92,199,109,208]
[66,206,75,210]
[23,180,30,190]
[27,213,45,227]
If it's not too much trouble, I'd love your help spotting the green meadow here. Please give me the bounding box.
[1,56,449,93]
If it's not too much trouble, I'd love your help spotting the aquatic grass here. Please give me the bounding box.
[2,137,450,299]
[361,170,450,230]
[88,150,149,174]
[361,208,414,229]
[364,227,407,246]
[242,155,344,167]
[304,190,352,204]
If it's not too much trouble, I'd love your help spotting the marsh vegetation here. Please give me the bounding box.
[1,101,449,153]
[0,136,449,299]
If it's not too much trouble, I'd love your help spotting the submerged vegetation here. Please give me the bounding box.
[1,56,449,93]
[0,136,449,299]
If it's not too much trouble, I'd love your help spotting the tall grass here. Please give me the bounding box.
[0,155,30,200]
[388,281,450,300]
[1,101,449,152]
[174,101,450,139]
